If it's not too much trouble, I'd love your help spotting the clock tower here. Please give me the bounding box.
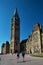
[10,8,20,53]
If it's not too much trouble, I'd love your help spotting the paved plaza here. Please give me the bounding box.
[0,54,43,65]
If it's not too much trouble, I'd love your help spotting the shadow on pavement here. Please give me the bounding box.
[0,58,1,61]
[17,61,26,63]
[17,60,32,63]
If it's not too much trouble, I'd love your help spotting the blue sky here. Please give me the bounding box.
[0,0,43,53]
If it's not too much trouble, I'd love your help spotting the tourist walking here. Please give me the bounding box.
[16,52,20,63]
[17,53,20,59]
[22,52,25,62]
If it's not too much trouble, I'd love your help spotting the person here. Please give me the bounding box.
[22,52,25,62]
[17,53,20,59]
[17,52,20,63]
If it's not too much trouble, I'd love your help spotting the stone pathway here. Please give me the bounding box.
[0,54,43,65]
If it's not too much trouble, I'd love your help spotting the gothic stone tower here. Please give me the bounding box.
[32,23,42,53]
[10,9,20,53]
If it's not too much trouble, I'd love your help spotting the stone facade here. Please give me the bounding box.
[26,35,32,53]
[10,9,20,53]
[32,24,42,53]
[26,23,43,54]
[20,39,27,52]
[1,41,9,54]
[6,41,10,54]
[1,9,43,54]
[1,44,6,54]
[41,31,43,52]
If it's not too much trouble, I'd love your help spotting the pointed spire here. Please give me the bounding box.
[13,8,19,19]
[14,8,17,15]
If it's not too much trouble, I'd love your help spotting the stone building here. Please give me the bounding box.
[10,9,20,53]
[6,41,10,54]
[20,39,27,52]
[1,41,9,54]
[1,43,6,54]
[26,23,43,54]
[32,23,42,53]
[1,8,43,54]
[41,30,43,52]
[26,35,32,53]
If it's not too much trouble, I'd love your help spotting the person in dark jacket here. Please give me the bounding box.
[22,52,25,62]
[17,53,20,59]
[17,52,20,63]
